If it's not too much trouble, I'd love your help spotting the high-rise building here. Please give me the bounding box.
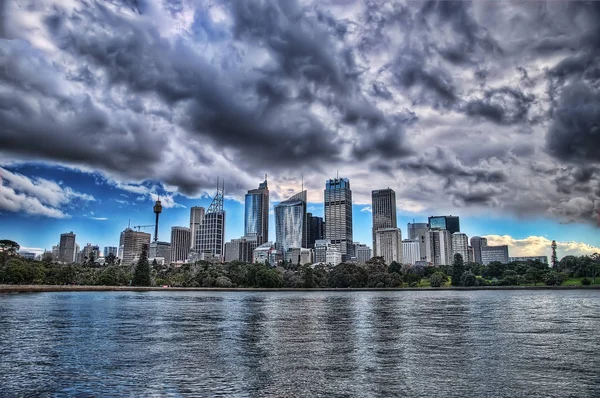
[375,228,403,265]
[307,213,325,248]
[451,233,469,264]
[171,227,191,263]
[82,243,100,262]
[195,181,226,259]
[325,178,353,260]
[427,229,453,266]
[275,191,308,253]
[402,240,421,265]
[428,215,460,234]
[52,245,60,260]
[481,245,509,265]
[408,222,429,261]
[470,236,488,264]
[467,246,475,263]
[244,178,269,246]
[59,232,76,264]
[149,241,171,261]
[354,243,372,264]
[284,247,313,266]
[371,188,397,256]
[189,206,205,249]
[103,246,118,257]
[224,236,258,263]
[119,228,151,266]
[508,256,549,264]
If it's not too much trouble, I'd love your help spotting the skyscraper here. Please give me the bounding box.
[325,177,353,260]
[189,206,205,249]
[307,213,325,248]
[427,229,453,266]
[375,227,403,265]
[58,232,76,264]
[408,222,429,261]
[149,241,171,261]
[470,236,488,264]
[171,227,191,262]
[428,215,460,234]
[452,232,469,263]
[244,178,269,245]
[402,240,421,265]
[195,180,226,259]
[275,191,308,253]
[371,188,397,257]
[119,228,151,266]
[103,246,118,257]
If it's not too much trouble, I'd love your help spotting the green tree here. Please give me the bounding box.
[451,254,465,286]
[105,253,117,266]
[461,271,476,287]
[132,250,151,286]
[525,267,542,285]
[0,239,20,267]
[430,272,446,287]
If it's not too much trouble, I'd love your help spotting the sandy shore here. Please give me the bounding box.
[1,284,599,293]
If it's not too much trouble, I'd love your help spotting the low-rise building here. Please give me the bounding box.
[481,245,509,265]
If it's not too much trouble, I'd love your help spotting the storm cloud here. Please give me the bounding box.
[0,0,598,225]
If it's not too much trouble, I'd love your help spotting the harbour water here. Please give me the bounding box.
[0,290,598,397]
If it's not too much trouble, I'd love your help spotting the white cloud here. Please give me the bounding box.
[484,235,600,259]
[90,217,108,221]
[0,168,94,218]
[361,206,372,213]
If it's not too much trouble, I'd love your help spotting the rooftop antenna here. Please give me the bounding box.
[301,174,304,192]
[128,219,131,228]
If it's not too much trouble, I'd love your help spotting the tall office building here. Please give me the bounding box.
[307,213,325,248]
[103,246,118,257]
[428,215,460,234]
[375,227,403,265]
[119,228,151,266]
[58,232,76,264]
[408,222,429,261]
[82,243,100,261]
[189,206,205,249]
[481,245,509,265]
[325,177,353,260]
[171,227,191,263]
[149,241,171,261]
[470,236,488,264]
[275,191,308,253]
[427,229,453,266]
[244,178,269,246]
[402,240,421,265]
[52,245,60,260]
[371,188,397,257]
[224,236,258,263]
[451,232,469,264]
[195,181,226,259]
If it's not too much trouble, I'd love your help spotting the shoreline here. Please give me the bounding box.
[1,284,599,293]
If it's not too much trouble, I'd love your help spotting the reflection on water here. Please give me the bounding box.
[1,290,599,397]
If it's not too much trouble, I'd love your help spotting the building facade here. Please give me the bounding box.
[325,178,353,260]
[253,242,279,266]
[451,233,469,264]
[275,191,308,253]
[427,229,453,266]
[171,227,191,263]
[354,243,372,264]
[244,178,269,245]
[375,228,403,265]
[149,241,171,261]
[103,246,118,257]
[195,182,226,259]
[428,215,460,234]
[119,228,151,266]
[82,243,100,262]
[307,213,325,248]
[402,240,421,265]
[470,236,488,264]
[371,188,397,257]
[407,222,429,262]
[59,231,76,264]
[508,256,549,264]
[481,245,509,265]
[224,236,258,263]
[189,206,205,249]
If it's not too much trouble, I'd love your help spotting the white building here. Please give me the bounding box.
[426,229,453,266]
[375,228,403,265]
[325,249,342,266]
[402,240,421,265]
[170,227,191,263]
[253,242,279,266]
[451,233,469,264]
[354,243,372,264]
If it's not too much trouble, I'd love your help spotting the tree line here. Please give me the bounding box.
[1,238,599,288]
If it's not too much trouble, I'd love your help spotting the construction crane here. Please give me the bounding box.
[133,225,154,232]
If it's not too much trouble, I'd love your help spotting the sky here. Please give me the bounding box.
[0,0,599,260]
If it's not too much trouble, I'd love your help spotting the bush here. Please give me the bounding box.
[581,278,592,286]
[430,272,445,288]
[460,271,476,287]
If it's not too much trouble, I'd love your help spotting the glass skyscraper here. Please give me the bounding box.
[275,191,307,253]
[428,215,460,234]
[244,178,269,245]
[371,188,397,256]
[324,177,353,260]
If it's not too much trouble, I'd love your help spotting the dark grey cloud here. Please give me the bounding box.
[464,87,535,125]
